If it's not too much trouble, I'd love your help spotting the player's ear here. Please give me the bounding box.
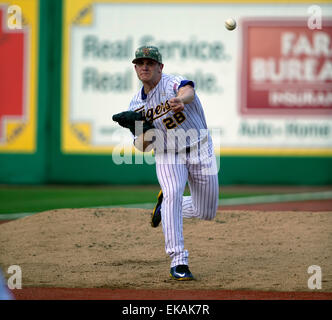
[159,63,164,73]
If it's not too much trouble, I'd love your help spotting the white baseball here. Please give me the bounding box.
[225,18,236,31]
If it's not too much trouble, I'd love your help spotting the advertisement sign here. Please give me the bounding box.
[241,19,332,115]
[0,1,38,153]
[61,1,332,156]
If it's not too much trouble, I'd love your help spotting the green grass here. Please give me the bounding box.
[0,185,274,214]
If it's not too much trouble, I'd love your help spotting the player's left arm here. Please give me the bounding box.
[169,85,195,113]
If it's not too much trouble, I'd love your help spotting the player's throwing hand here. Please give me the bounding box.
[169,97,185,112]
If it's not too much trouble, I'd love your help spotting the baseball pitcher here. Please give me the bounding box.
[113,46,219,280]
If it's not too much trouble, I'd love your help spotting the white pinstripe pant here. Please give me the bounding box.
[155,146,219,268]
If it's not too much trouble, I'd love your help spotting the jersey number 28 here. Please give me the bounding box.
[163,111,186,129]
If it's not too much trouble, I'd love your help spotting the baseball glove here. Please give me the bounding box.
[112,111,154,135]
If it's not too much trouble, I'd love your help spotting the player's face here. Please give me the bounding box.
[134,59,163,84]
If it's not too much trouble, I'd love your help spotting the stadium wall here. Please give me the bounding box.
[0,0,331,185]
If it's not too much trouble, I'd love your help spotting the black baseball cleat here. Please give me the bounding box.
[151,190,163,228]
[170,265,194,281]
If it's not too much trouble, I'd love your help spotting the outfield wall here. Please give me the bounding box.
[0,0,332,185]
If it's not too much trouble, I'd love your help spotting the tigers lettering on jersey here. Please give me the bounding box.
[135,100,187,129]
[135,100,172,121]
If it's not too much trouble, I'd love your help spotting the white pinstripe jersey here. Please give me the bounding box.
[128,73,209,151]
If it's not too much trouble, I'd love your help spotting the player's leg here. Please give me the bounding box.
[183,169,219,220]
[156,161,189,268]
[182,148,219,220]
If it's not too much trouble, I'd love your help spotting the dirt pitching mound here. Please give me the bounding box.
[0,208,331,292]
